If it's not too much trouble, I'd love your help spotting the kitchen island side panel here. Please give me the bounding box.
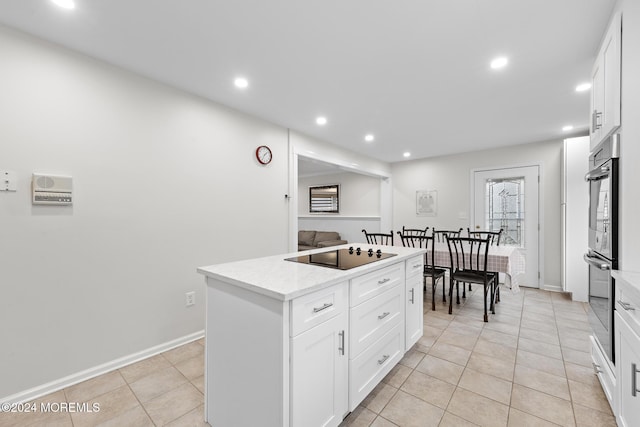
[205,278,289,427]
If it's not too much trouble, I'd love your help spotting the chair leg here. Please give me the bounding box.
[456,281,460,305]
[431,277,436,311]
[483,285,489,322]
[442,278,447,303]
[462,281,466,299]
[448,278,454,315]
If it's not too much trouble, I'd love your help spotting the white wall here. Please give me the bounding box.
[0,25,293,399]
[0,23,393,401]
[298,171,381,243]
[298,172,381,217]
[391,138,564,289]
[619,0,640,270]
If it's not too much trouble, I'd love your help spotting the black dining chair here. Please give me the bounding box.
[362,229,394,246]
[467,228,503,246]
[398,233,448,311]
[445,235,498,322]
[432,228,463,243]
[399,226,429,237]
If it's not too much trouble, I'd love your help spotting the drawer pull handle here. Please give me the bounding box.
[338,330,345,356]
[378,354,390,365]
[619,300,636,311]
[413,264,422,269]
[633,363,640,397]
[378,278,391,285]
[313,302,333,313]
[592,362,602,374]
[410,288,415,304]
[378,312,390,320]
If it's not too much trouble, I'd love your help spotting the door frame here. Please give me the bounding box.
[288,136,393,253]
[469,162,546,290]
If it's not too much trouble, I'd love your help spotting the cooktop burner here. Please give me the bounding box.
[285,247,396,270]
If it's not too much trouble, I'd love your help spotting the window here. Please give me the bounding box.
[485,177,524,246]
[309,185,339,213]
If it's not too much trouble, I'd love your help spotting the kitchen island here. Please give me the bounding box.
[197,243,426,427]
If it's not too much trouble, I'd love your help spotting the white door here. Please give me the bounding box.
[472,166,540,288]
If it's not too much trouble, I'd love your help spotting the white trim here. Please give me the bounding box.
[1,330,204,404]
[289,142,393,252]
[298,215,381,220]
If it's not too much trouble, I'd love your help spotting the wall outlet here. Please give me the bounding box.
[185,291,195,307]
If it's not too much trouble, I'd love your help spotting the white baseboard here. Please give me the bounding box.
[1,330,205,405]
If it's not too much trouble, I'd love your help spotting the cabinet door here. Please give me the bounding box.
[590,12,621,149]
[617,313,640,427]
[405,272,423,351]
[291,311,348,427]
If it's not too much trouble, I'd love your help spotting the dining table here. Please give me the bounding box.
[424,242,527,292]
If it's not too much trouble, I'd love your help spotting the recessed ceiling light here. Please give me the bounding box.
[316,116,327,126]
[364,134,375,142]
[403,152,411,158]
[51,0,75,9]
[562,125,574,132]
[490,57,509,69]
[234,77,249,89]
[575,82,592,92]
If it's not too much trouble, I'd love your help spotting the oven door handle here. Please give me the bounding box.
[583,253,611,270]
[585,165,610,181]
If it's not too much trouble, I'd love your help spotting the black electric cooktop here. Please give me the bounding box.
[285,247,396,270]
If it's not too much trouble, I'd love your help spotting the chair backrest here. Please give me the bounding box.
[398,234,437,268]
[362,229,394,245]
[432,227,463,243]
[400,226,429,237]
[445,235,491,274]
[467,228,503,246]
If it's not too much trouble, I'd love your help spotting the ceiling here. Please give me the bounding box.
[0,0,616,162]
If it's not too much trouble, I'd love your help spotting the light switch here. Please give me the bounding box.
[1,170,17,192]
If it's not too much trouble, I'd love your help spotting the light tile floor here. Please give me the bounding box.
[0,287,617,426]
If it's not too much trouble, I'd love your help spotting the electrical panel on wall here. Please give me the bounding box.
[32,173,73,205]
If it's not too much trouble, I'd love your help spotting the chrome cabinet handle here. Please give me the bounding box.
[378,311,390,320]
[378,278,391,285]
[313,302,333,313]
[338,330,345,356]
[410,288,415,304]
[593,362,603,374]
[413,263,422,269]
[592,110,602,130]
[619,300,636,311]
[633,363,640,397]
[377,354,390,365]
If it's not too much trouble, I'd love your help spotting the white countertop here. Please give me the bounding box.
[613,269,640,295]
[197,243,425,301]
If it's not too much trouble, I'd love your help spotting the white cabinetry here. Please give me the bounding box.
[590,12,622,150]
[614,271,640,427]
[200,246,425,427]
[348,263,404,410]
[405,255,424,350]
[291,283,348,427]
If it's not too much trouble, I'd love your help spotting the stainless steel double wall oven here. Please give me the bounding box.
[584,134,619,365]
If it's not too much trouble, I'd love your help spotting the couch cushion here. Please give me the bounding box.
[298,230,317,247]
[313,231,340,246]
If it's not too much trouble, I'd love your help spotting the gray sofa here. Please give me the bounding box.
[298,230,348,251]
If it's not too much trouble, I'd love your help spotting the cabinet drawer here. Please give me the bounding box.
[349,323,403,410]
[291,282,347,337]
[405,255,424,278]
[591,336,615,408]
[616,283,640,338]
[350,284,403,357]
[351,263,404,307]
